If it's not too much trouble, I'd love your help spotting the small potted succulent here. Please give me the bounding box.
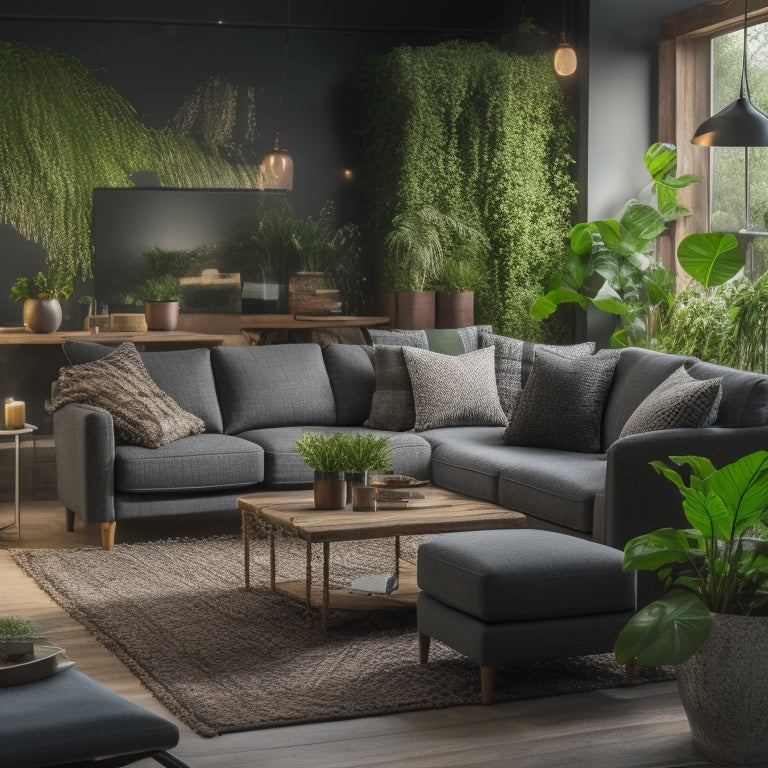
[0,614,41,663]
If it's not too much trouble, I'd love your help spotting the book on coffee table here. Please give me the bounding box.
[348,572,399,596]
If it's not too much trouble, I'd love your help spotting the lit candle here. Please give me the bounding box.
[4,398,25,430]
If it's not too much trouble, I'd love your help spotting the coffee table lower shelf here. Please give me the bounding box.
[238,488,526,633]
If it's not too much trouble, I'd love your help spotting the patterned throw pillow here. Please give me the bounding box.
[46,342,205,448]
[480,331,595,420]
[365,328,429,348]
[402,346,506,431]
[619,365,723,439]
[503,349,620,453]
[365,345,416,431]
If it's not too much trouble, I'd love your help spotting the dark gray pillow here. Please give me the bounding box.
[402,345,506,431]
[322,343,376,426]
[365,345,415,431]
[480,331,595,420]
[46,342,205,448]
[619,365,722,439]
[62,339,114,365]
[365,328,429,348]
[503,349,620,453]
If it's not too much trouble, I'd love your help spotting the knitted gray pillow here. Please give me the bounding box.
[481,331,595,420]
[365,345,416,431]
[619,365,723,439]
[46,342,205,448]
[503,348,620,453]
[402,345,506,431]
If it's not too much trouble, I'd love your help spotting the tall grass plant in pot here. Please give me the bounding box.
[614,451,768,766]
[295,432,348,510]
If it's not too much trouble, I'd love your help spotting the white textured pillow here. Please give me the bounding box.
[619,365,722,439]
[402,346,506,431]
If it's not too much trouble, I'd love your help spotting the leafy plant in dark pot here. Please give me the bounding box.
[614,450,768,766]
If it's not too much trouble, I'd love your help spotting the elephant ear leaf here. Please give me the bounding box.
[677,232,745,289]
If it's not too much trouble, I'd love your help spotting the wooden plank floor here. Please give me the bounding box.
[0,502,715,768]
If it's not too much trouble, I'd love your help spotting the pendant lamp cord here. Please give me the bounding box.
[741,0,750,100]
[277,0,291,128]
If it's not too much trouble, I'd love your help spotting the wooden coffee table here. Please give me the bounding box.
[238,487,525,631]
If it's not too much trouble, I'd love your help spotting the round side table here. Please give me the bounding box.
[0,424,37,542]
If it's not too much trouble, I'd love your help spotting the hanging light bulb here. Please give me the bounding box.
[692,0,768,146]
[261,131,294,191]
[554,33,578,77]
[554,0,577,77]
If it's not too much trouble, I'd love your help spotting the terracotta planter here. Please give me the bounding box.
[436,291,474,329]
[23,298,62,333]
[313,471,346,510]
[377,291,397,326]
[676,613,768,766]
[394,291,435,329]
[144,301,179,331]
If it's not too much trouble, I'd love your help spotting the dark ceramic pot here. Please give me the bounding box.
[313,471,346,510]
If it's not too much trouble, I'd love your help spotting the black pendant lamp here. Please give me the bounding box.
[692,0,768,147]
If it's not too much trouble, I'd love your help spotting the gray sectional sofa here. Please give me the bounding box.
[52,338,768,588]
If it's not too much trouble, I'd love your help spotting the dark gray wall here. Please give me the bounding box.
[587,0,702,220]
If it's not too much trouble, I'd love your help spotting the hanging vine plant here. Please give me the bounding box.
[355,39,577,339]
[0,43,262,282]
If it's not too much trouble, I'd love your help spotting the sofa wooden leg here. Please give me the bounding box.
[65,508,75,532]
[101,522,116,550]
[480,665,496,705]
[418,631,431,664]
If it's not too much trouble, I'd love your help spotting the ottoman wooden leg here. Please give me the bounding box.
[418,631,431,664]
[480,665,497,705]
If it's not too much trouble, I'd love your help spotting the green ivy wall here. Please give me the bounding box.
[356,40,577,339]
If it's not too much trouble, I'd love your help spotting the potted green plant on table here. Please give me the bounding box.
[339,433,392,504]
[133,273,180,331]
[614,450,768,766]
[295,432,348,510]
[9,269,73,333]
[0,615,41,663]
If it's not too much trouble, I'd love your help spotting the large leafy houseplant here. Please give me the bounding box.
[614,450,768,667]
[614,450,768,765]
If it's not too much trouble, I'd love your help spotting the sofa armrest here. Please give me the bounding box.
[53,403,116,525]
[600,425,768,550]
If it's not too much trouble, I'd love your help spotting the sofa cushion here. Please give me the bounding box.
[420,426,512,503]
[498,448,608,533]
[48,342,205,449]
[403,346,506,431]
[211,344,336,434]
[366,328,428,348]
[238,426,432,487]
[115,433,264,493]
[140,348,223,433]
[322,344,375,425]
[365,345,416,432]
[62,340,223,433]
[424,325,493,355]
[417,529,632,622]
[504,349,620,453]
[619,365,722,439]
[480,331,595,420]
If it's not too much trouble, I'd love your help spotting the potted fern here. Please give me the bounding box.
[295,432,348,510]
[133,273,180,331]
[339,433,392,504]
[614,450,768,766]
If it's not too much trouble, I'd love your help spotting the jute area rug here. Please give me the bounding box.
[11,534,673,738]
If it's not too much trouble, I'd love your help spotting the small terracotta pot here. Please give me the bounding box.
[144,301,179,331]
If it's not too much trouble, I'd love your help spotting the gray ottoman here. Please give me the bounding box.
[417,529,637,704]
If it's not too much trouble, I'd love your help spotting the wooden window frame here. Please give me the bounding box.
[658,0,768,272]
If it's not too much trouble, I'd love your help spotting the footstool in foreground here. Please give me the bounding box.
[0,667,190,768]
[417,528,637,704]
